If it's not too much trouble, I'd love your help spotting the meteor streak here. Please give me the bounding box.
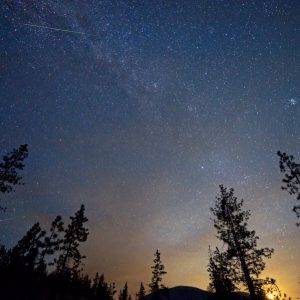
[23,23,95,36]
[0,217,16,222]
[0,216,25,222]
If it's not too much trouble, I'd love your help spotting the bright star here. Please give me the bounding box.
[288,98,297,106]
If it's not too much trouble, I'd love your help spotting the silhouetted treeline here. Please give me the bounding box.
[0,226,169,300]
[0,204,116,300]
[0,145,294,300]
[0,146,168,300]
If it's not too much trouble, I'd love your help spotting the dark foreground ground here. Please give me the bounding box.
[0,286,250,300]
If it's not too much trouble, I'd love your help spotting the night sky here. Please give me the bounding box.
[1,0,300,298]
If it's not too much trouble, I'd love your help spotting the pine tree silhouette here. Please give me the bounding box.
[2,222,46,295]
[277,151,300,224]
[37,215,64,273]
[56,204,89,275]
[136,282,146,300]
[149,249,168,300]
[0,206,96,299]
[93,273,116,300]
[42,216,64,260]
[11,222,46,273]
[0,144,28,209]
[207,246,236,300]
[211,185,273,300]
[119,282,130,300]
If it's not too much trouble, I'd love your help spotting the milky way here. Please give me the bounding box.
[1,1,300,298]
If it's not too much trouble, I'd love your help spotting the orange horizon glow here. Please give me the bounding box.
[267,293,274,300]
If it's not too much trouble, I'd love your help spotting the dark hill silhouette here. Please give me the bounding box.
[145,286,250,300]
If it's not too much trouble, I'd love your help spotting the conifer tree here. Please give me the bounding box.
[56,204,89,275]
[93,273,116,300]
[119,282,129,300]
[136,282,146,300]
[207,246,236,300]
[92,272,100,294]
[0,144,28,208]
[211,185,273,300]
[11,222,46,273]
[38,215,64,271]
[0,144,28,194]
[149,249,168,300]
[149,250,167,293]
[41,216,64,260]
[80,274,92,295]
[277,151,300,224]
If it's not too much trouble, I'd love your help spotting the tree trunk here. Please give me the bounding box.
[227,210,257,300]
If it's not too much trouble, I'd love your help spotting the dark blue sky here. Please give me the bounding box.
[1,0,300,297]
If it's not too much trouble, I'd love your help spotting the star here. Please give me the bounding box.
[288,98,297,106]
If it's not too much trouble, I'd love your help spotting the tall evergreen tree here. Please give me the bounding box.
[41,216,64,260]
[149,249,168,300]
[37,215,64,271]
[56,204,89,275]
[119,282,130,300]
[10,222,46,273]
[207,246,236,300]
[92,272,100,295]
[211,185,273,300]
[0,144,28,209]
[136,282,146,300]
[0,222,46,293]
[277,151,300,224]
[93,273,116,300]
[149,249,167,293]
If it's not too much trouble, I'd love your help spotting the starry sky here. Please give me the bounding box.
[1,0,300,298]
